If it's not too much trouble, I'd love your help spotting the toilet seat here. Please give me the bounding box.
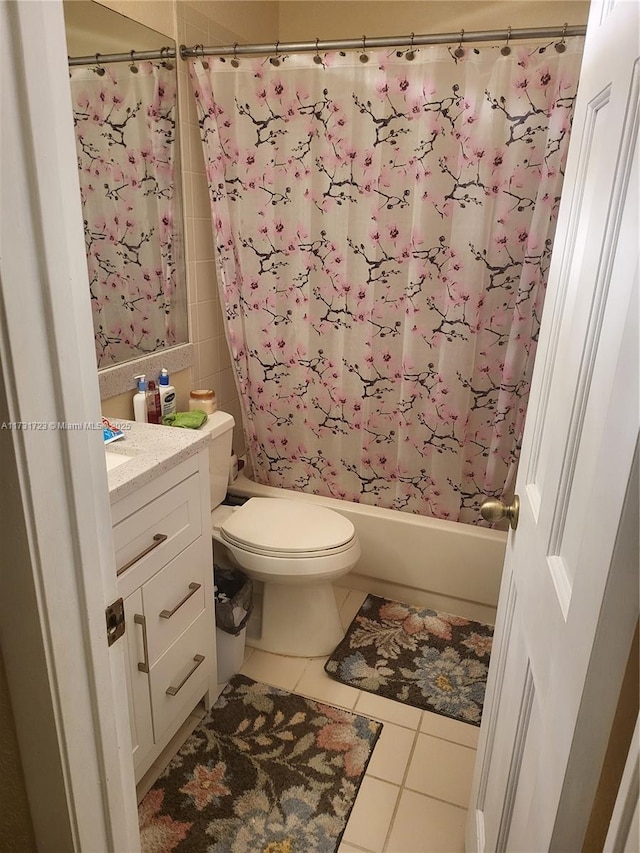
[219,497,356,559]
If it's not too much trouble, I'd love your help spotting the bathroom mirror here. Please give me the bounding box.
[63,1,188,369]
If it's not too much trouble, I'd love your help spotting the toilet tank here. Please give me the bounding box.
[198,411,235,509]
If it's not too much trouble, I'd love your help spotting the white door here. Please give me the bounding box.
[467,1,639,851]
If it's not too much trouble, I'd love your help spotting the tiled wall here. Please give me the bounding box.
[176,1,279,456]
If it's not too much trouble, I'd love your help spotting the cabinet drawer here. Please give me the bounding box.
[142,536,210,665]
[114,473,202,595]
[149,610,212,740]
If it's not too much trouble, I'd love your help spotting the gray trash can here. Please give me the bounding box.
[214,566,253,684]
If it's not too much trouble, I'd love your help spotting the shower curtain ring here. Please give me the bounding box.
[160,46,174,70]
[270,41,281,66]
[555,23,568,53]
[405,32,416,61]
[94,53,105,76]
[454,30,465,59]
[129,50,139,73]
[313,38,323,65]
[359,35,369,63]
[231,43,240,67]
[199,44,209,70]
[501,26,512,56]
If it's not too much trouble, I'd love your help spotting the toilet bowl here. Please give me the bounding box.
[212,497,361,657]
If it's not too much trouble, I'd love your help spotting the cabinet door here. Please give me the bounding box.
[123,589,154,780]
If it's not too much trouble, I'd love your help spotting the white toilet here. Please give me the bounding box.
[202,411,361,657]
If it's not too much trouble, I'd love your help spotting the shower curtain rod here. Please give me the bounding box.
[68,47,176,67]
[180,24,586,60]
[67,24,586,68]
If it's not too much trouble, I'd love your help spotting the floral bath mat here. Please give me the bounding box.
[138,674,382,853]
[325,595,493,726]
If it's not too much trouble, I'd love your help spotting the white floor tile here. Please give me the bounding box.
[333,584,351,608]
[137,580,482,853]
[420,709,480,748]
[365,721,416,786]
[340,589,369,629]
[386,789,467,853]
[239,648,309,691]
[355,690,422,730]
[294,656,360,709]
[342,776,399,853]
[338,843,373,853]
[405,733,476,808]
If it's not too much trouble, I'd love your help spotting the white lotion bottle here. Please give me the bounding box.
[159,368,177,418]
[133,375,148,423]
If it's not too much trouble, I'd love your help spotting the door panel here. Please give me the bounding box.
[467,2,640,850]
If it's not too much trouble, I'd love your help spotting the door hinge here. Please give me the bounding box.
[106,597,126,646]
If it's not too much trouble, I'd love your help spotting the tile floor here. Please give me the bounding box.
[137,585,479,853]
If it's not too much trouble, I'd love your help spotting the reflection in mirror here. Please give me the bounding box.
[63,1,188,369]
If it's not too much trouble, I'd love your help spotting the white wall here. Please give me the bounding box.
[64,0,169,53]
[94,0,176,39]
[279,1,590,41]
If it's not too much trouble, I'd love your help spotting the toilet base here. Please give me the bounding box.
[248,581,345,657]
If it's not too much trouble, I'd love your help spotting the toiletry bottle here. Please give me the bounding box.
[159,368,177,417]
[146,380,162,424]
[133,375,148,423]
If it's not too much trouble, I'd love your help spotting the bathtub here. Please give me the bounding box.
[229,468,507,624]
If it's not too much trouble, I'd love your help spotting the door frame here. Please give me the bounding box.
[604,714,640,852]
[0,1,139,850]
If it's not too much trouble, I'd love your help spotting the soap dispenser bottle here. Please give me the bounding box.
[133,375,148,423]
[159,368,177,417]
[146,380,162,424]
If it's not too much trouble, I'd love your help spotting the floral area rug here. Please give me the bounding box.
[325,595,493,726]
[139,674,382,853]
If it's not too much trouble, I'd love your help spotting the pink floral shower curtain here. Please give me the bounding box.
[190,39,583,524]
[70,62,185,367]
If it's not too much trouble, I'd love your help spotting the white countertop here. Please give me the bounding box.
[106,420,210,503]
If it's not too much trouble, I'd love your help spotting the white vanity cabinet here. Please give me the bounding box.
[110,446,216,783]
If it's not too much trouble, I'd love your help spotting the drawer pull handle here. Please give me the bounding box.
[159,582,202,619]
[117,533,168,577]
[166,654,205,696]
[133,614,150,673]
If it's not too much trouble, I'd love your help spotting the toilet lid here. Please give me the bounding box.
[220,497,356,556]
